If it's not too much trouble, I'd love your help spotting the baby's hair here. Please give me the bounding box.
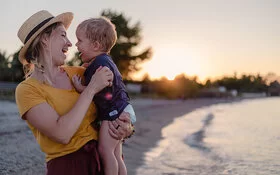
[77,17,117,53]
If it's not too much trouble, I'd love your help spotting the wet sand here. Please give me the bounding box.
[0,98,239,175]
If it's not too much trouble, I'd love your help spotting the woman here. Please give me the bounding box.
[15,10,134,175]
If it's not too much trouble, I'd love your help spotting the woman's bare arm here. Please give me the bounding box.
[24,66,113,144]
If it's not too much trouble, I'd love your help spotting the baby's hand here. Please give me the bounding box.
[72,74,82,85]
[81,62,89,68]
[72,74,85,93]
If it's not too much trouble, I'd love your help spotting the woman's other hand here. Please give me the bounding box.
[108,112,134,140]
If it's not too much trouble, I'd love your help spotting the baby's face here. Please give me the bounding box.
[75,28,95,63]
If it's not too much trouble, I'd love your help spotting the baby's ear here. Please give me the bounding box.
[92,41,102,51]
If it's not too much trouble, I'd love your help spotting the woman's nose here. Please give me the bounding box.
[67,38,72,47]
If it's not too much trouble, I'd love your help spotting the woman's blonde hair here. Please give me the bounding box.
[77,17,117,53]
[23,22,61,78]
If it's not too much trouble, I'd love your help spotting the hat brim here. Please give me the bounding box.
[19,12,73,65]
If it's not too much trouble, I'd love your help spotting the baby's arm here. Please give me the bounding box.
[72,74,87,93]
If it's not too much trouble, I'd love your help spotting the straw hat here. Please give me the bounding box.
[17,10,73,65]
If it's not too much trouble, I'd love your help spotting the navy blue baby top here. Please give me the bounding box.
[84,53,130,121]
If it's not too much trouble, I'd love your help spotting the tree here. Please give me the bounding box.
[0,49,24,82]
[0,50,14,81]
[0,50,9,69]
[212,74,268,93]
[102,9,152,80]
[67,9,152,80]
[10,49,25,82]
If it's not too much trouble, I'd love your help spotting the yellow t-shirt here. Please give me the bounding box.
[15,66,98,162]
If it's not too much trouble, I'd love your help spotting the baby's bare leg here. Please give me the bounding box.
[98,120,119,175]
[115,142,127,175]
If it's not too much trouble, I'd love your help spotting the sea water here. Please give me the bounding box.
[136,97,280,175]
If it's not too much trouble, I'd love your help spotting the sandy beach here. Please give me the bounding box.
[0,98,239,175]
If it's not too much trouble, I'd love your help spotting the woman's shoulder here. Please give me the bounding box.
[62,66,86,78]
[16,78,46,98]
[16,78,40,91]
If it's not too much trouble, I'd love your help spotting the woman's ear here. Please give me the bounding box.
[40,33,50,48]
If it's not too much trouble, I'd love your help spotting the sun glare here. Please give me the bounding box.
[135,46,202,81]
[166,75,176,81]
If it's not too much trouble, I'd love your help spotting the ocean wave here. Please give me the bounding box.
[185,112,214,152]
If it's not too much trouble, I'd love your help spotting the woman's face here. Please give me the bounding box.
[48,24,72,66]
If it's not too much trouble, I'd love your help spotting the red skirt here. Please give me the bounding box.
[46,140,104,175]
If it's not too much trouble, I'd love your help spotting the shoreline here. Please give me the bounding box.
[0,97,249,175]
[124,97,245,175]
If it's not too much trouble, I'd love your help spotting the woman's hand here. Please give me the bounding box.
[108,112,134,140]
[87,66,113,95]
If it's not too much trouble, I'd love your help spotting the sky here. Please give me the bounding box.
[1,0,280,82]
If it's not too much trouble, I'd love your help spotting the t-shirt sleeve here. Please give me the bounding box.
[84,57,113,86]
[63,66,86,85]
[95,57,113,71]
[15,82,46,119]
[63,66,86,79]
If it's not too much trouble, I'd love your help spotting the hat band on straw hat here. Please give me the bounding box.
[24,17,54,44]
[17,10,73,64]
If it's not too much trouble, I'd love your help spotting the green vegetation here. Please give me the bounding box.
[138,73,270,99]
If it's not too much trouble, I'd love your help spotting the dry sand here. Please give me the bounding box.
[0,98,240,175]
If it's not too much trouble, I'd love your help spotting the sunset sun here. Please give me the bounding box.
[135,46,202,81]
